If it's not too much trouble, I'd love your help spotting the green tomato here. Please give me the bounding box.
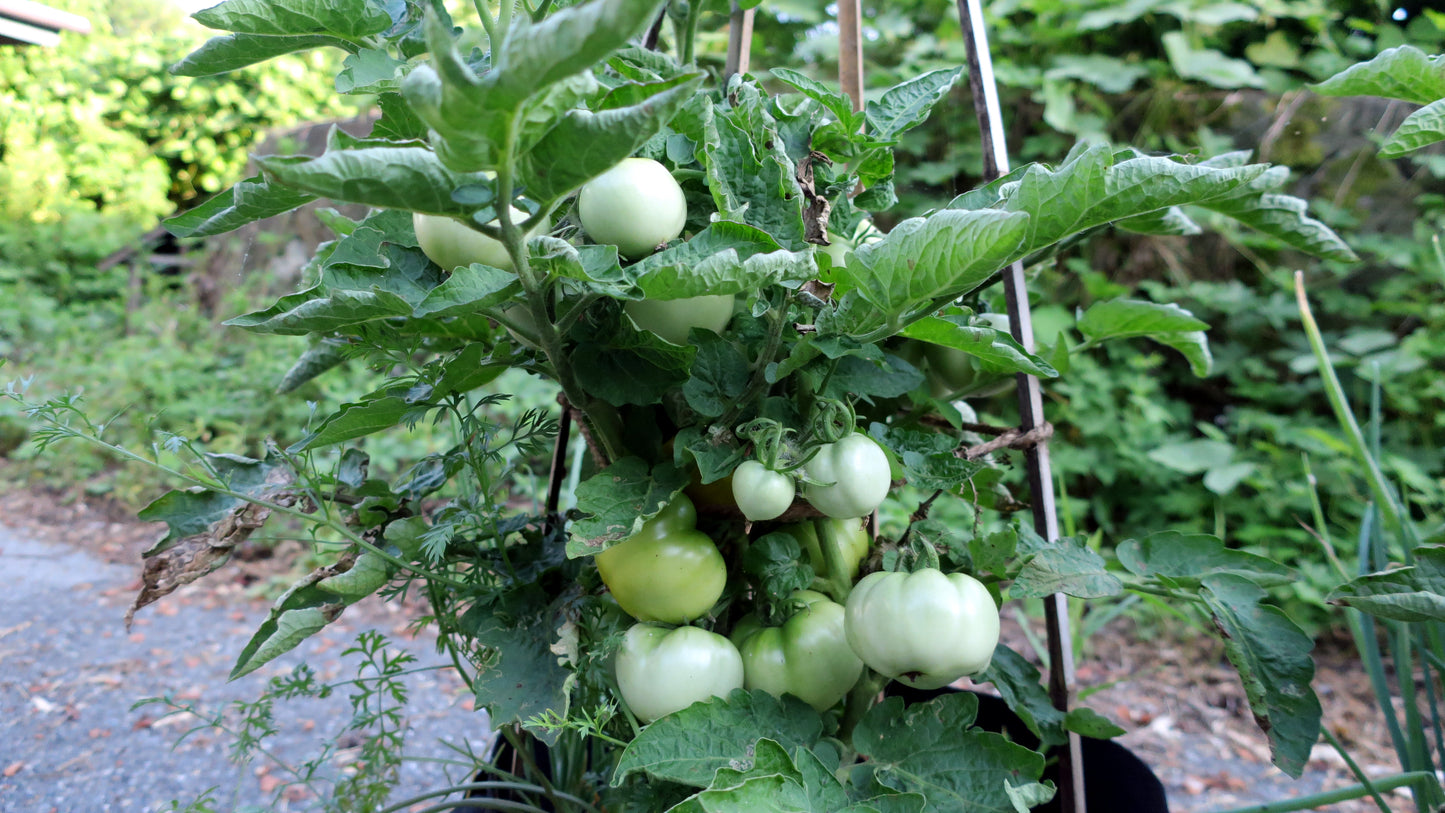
[921,314,1015,399]
[802,434,891,519]
[578,157,687,259]
[624,294,735,345]
[594,494,726,624]
[615,623,744,723]
[731,590,863,712]
[783,518,870,586]
[412,208,546,272]
[731,461,795,522]
[845,568,1000,690]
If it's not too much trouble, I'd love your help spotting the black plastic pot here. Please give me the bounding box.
[452,733,562,813]
[886,683,1170,813]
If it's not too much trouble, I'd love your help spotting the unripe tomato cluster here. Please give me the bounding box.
[601,490,1002,724]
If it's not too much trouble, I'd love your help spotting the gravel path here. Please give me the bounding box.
[0,521,490,813]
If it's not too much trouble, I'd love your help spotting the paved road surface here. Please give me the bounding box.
[0,521,488,812]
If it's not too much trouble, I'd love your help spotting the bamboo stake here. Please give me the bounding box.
[837,0,864,111]
[724,1,755,80]
[955,1,1084,810]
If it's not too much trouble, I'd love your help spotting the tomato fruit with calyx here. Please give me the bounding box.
[412,207,547,272]
[594,494,726,624]
[578,157,687,259]
[731,461,795,522]
[624,294,735,345]
[615,623,744,723]
[731,590,863,711]
[845,568,1000,690]
[802,434,891,519]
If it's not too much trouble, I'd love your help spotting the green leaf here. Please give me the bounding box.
[1381,98,1445,157]
[684,332,752,418]
[1045,55,1148,95]
[288,396,424,452]
[1311,45,1445,105]
[1011,537,1122,599]
[403,0,665,172]
[138,454,292,557]
[288,346,507,450]
[667,739,811,813]
[1117,531,1295,588]
[703,100,809,250]
[1064,707,1126,740]
[854,693,1047,812]
[990,146,1266,258]
[569,325,695,407]
[1161,32,1264,89]
[1115,206,1202,236]
[230,563,350,679]
[336,48,408,94]
[1076,0,1156,29]
[233,606,335,678]
[1328,545,1445,622]
[412,264,521,318]
[613,690,823,787]
[628,222,817,300]
[977,645,1067,748]
[372,92,429,141]
[491,0,666,107]
[671,738,919,813]
[171,33,347,76]
[192,0,392,39]
[899,317,1058,378]
[1203,462,1256,495]
[1077,298,1212,375]
[276,339,351,394]
[519,74,704,205]
[822,353,926,402]
[868,423,984,493]
[227,286,414,335]
[566,458,689,557]
[675,425,746,485]
[257,145,491,215]
[1146,438,1236,474]
[1200,574,1322,778]
[865,67,964,140]
[838,209,1030,332]
[1192,156,1357,261]
[164,175,317,239]
[462,600,570,744]
[743,532,815,610]
[770,67,862,132]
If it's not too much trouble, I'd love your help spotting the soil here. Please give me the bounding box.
[0,483,1423,812]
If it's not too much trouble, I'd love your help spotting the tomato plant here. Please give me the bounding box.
[70,0,1364,806]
